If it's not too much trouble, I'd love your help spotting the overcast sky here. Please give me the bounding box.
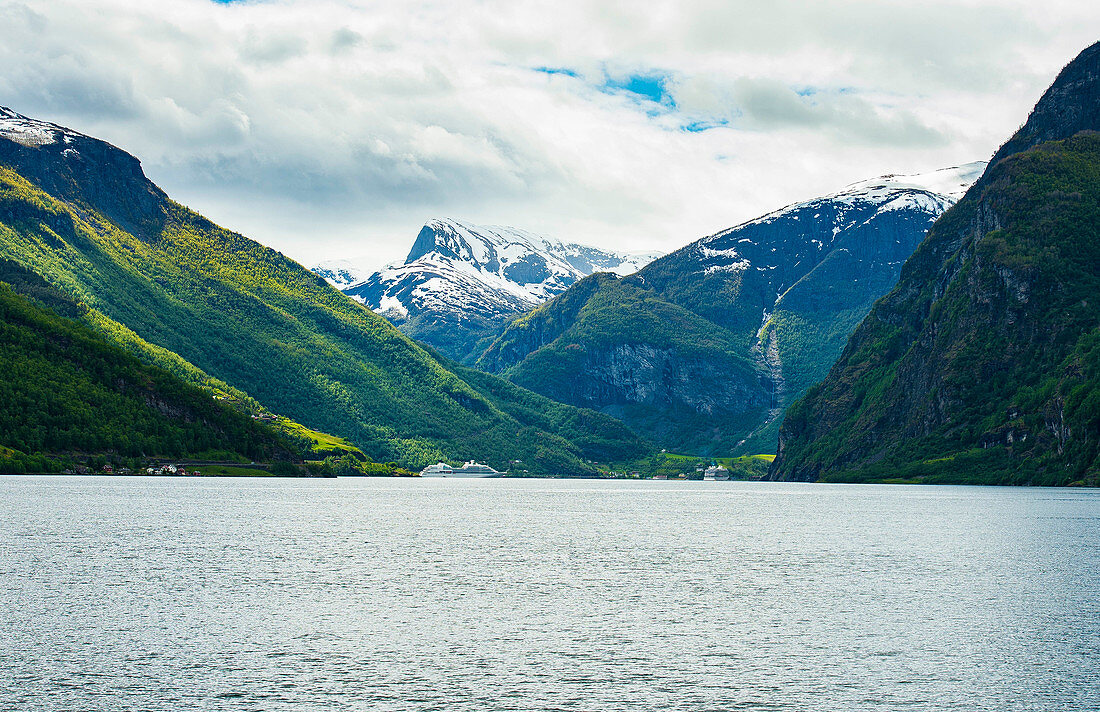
[1,0,1097,269]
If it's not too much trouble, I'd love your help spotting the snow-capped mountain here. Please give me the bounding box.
[310,258,374,291]
[679,162,987,294]
[313,218,660,361]
[0,107,85,147]
[477,161,987,454]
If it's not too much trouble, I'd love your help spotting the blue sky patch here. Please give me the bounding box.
[601,74,675,107]
[533,66,580,78]
[532,65,747,130]
[681,119,731,133]
[532,66,675,108]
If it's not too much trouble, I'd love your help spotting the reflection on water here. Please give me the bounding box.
[1,477,1098,711]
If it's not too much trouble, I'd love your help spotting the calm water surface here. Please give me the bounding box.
[1,477,1097,711]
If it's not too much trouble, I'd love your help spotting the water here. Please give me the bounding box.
[1,477,1098,711]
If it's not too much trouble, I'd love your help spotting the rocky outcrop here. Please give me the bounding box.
[985,42,1100,171]
[542,343,769,413]
[0,108,167,238]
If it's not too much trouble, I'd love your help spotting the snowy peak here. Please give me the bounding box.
[399,218,657,287]
[734,161,987,236]
[559,242,664,277]
[701,160,987,254]
[401,218,582,294]
[309,258,374,290]
[315,217,659,305]
[668,161,988,317]
[406,219,554,267]
[314,218,661,361]
[0,106,84,148]
[833,161,987,202]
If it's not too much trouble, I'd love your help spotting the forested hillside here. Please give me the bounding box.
[479,166,980,455]
[0,259,291,472]
[0,109,649,473]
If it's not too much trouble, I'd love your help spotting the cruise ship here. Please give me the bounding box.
[419,461,502,478]
[419,462,454,477]
[703,464,730,481]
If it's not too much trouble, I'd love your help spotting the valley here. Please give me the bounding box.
[0,42,1097,486]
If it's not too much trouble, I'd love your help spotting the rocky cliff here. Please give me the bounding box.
[769,42,1100,485]
[0,108,167,236]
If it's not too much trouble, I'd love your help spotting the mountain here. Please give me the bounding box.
[0,258,291,472]
[308,257,373,291]
[769,42,1100,486]
[314,218,660,361]
[478,162,985,455]
[0,107,650,473]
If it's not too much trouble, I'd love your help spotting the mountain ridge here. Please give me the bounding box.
[0,106,651,473]
[478,162,984,454]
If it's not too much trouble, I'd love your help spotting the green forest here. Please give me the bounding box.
[0,259,293,472]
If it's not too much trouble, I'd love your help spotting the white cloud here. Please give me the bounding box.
[1,0,1097,269]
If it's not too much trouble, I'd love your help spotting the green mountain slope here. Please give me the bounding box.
[478,166,974,455]
[0,110,649,473]
[770,43,1100,486]
[0,259,291,471]
[480,273,769,454]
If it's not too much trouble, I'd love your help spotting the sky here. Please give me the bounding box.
[1,0,1097,270]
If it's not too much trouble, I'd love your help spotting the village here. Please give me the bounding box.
[59,463,206,476]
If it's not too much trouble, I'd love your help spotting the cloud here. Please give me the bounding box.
[667,76,947,146]
[0,0,1097,269]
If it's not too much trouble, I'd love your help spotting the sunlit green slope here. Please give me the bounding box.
[0,111,649,472]
[0,259,291,471]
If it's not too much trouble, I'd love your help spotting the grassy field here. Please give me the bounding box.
[273,418,364,457]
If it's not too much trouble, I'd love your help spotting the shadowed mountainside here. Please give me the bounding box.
[769,42,1100,486]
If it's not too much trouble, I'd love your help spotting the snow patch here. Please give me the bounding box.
[376,294,408,316]
[0,106,82,148]
[704,259,750,275]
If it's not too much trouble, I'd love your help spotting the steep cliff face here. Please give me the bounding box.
[770,42,1100,485]
[479,165,982,454]
[524,342,772,451]
[0,108,166,236]
[487,274,768,453]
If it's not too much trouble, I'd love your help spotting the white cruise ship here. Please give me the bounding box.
[419,461,502,478]
[419,462,455,477]
[703,465,730,481]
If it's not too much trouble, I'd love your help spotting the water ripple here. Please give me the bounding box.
[0,477,1097,711]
